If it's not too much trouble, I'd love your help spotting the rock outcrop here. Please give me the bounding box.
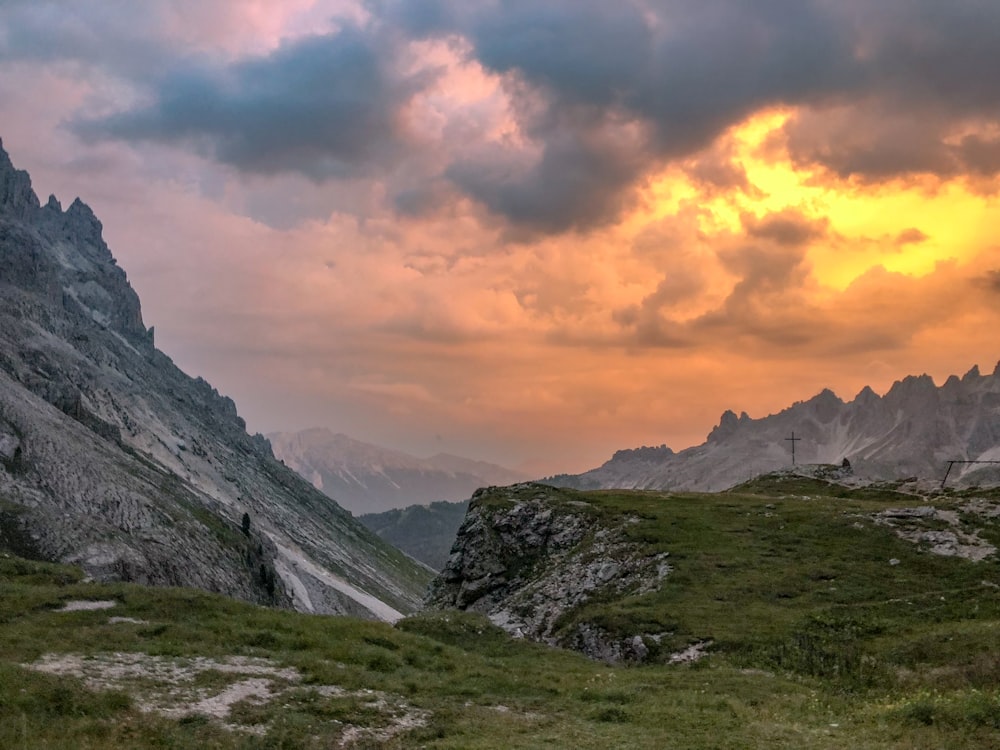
[425,484,671,662]
[0,138,431,618]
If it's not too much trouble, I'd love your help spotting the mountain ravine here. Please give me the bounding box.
[0,137,431,618]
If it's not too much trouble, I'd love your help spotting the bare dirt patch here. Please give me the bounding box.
[23,652,428,743]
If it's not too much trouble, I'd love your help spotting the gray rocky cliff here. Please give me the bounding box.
[0,139,431,617]
[425,483,671,662]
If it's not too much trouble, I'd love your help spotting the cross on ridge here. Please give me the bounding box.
[785,432,801,466]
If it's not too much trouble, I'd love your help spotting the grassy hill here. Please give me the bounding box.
[2,477,999,748]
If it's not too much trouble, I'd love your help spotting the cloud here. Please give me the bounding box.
[895,228,928,246]
[21,0,999,232]
[978,270,1000,293]
[606,208,990,357]
[75,24,439,181]
[408,0,859,230]
[682,142,758,196]
[394,0,1000,230]
[743,209,828,247]
[445,116,648,232]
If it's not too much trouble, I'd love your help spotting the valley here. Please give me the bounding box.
[2,475,998,748]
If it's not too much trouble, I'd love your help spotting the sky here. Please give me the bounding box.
[1,0,1000,475]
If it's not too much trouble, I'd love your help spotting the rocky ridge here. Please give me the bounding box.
[549,366,1000,492]
[0,138,431,617]
[425,483,672,662]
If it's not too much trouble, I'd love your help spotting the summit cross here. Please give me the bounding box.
[785,432,801,466]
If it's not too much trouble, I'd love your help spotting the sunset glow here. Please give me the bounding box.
[2,1,999,474]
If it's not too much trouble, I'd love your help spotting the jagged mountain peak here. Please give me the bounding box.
[64,196,107,245]
[812,387,842,403]
[0,138,40,220]
[855,384,878,402]
[551,362,1000,492]
[707,409,742,443]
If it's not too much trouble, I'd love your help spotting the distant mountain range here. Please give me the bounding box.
[0,138,430,619]
[268,428,526,514]
[548,364,1000,492]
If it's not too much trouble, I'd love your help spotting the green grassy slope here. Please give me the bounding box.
[1,477,998,748]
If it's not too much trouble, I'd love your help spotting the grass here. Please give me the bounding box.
[0,478,999,748]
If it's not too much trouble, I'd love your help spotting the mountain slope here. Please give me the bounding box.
[548,366,1000,492]
[359,499,469,570]
[0,138,431,618]
[268,428,526,513]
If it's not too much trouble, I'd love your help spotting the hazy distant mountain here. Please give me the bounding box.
[359,500,469,570]
[0,138,430,620]
[268,428,527,514]
[548,364,1000,492]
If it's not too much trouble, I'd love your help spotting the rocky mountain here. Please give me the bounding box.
[548,365,1000,492]
[0,138,431,619]
[359,499,469,570]
[268,428,526,514]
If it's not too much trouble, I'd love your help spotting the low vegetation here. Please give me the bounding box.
[1,476,998,748]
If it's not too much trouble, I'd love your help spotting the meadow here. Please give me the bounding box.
[2,477,998,748]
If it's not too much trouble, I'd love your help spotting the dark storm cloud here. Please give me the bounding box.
[414,0,857,230]
[782,103,998,182]
[75,24,437,180]
[445,122,646,232]
[780,1,1000,182]
[956,134,1000,178]
[387,0,1000,228]
[31,0,1000,228]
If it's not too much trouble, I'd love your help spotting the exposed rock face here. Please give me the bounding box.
[0,139,431,618]
[549,367,1000,492]
[873,502,999,562]
[425,484,671,662]
[269,428,527,514]
[0,141,39,220]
